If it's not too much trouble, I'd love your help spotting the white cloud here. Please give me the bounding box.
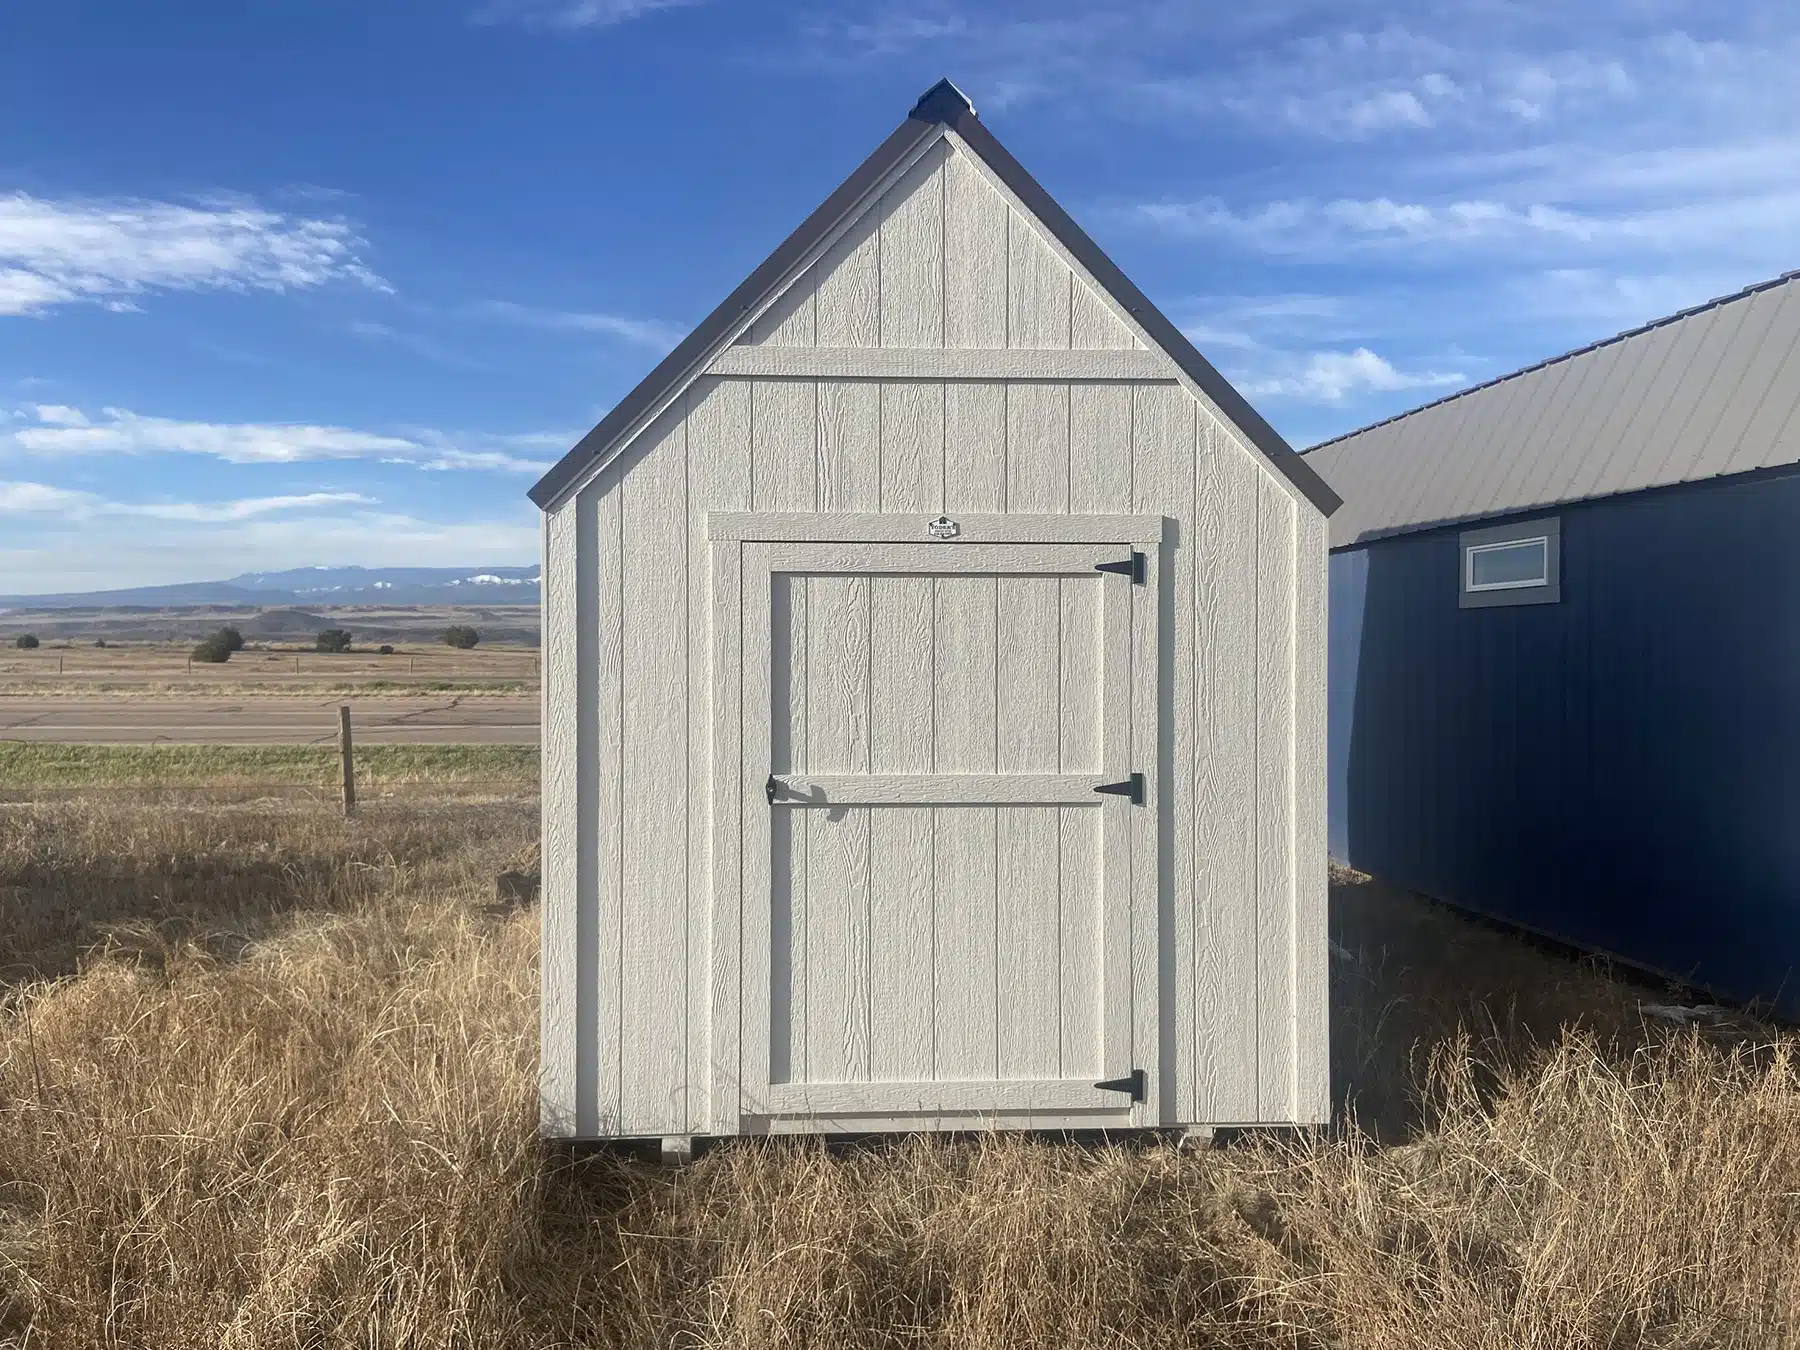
[471,0,701,31]
[1238,348,1465,404]
[0,481,374,521]
[0,193,384,317]
[0,481,88,513]
[4,405,559,473]
[474,299,685,349]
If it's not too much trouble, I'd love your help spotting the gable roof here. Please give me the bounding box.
[528,79,1340,516]
[1304,269,1800,549]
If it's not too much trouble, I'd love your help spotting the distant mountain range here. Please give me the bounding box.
[0,565,541,611]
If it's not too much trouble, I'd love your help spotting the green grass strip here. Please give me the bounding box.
[0,742,539,788]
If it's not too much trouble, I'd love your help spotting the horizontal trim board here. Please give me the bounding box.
[706,345,1175,382]
[753,541,1135,576]
[770,773,1110,806]
[762,1079,1132,1114]
[711,511,1165,543]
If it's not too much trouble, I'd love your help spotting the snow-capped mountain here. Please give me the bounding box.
[0,565,541,610]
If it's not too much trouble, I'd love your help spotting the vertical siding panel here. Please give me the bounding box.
[1058,577,1102,1075]
[932,574,1000,1079]
[1058,809,1102,1077]
[880,141,948,347]
[752,380,818,510]
[1006,383,1071,512]
[944,383,1007,510]
[817,382,881,511]
[943,148,1008,349]
[880,383,945,512]
[750,280,816,347]
[813,212,882,348]
[619,419,689,1134]
[1071,284,1136,349]
[769,575,807,1083]
[591,463,626,1134]
[1191,421,1259,1121]
[1133,385,1192,1124]
[1007,212,1072,349]
[997,576,1063,1078]
[687,377,751,1135]
[541,503,580,1135]
[803,575,873,1082]
[1255,477,1298,1121]
[869,577,935,1079]
[1292,507,1329,1124]
[1069,384,1132,514]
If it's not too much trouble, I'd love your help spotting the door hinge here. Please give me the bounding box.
[1094,1068,1145,1103]
[1093,772,1145,806]
[1094,551,1146,585]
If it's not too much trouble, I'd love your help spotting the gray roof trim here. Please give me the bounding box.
[1304,267,1800,456]
[530,78,1339,517]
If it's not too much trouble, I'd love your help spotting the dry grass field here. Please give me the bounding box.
[2,758,1798,1347]
[0,640,540,698]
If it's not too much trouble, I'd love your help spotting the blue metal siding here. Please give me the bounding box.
[1330,468,1800,1013]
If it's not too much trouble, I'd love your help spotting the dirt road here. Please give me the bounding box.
[0,696,539,745]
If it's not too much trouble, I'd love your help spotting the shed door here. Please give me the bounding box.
[735,539,1154,1126]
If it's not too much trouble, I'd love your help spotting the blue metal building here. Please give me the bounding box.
[1307,271,1800,1014]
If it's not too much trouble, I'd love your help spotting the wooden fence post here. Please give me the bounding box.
[339,705,356,818]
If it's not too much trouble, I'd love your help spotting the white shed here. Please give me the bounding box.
[531,80,1341,1149]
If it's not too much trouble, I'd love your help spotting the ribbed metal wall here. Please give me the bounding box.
[1328,466,1800,1013]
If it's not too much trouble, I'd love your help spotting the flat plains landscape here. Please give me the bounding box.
[0,619,540,744]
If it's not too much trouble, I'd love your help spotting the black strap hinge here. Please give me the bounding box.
[1093,772,1144,806]
[1095,551,1146,585]
[1094,1068,1145,1103]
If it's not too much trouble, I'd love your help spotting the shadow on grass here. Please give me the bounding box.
[0,790,535,991]
[1327,865,1699,1142]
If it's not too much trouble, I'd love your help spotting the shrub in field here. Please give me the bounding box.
[379,644,395,655]
[94,637,107,648]
[442,624,480,649]
[315,628,353,653]
[191,634,233,663]
[216,626,245,652]
[14,633,38,648]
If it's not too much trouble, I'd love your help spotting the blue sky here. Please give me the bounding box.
[2,1,1796,591]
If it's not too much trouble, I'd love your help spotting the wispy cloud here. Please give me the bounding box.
[470,0,702,32]
[0,193,384,317]
[0,480,374,521]
[1237,347,1465,404]
[473,299,685,349]
[4,405,560,473]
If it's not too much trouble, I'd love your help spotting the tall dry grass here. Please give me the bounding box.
[2,790,1798,1347]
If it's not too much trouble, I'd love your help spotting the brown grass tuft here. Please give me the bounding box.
[3,792,1798,1347]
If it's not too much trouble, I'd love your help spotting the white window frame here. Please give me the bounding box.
[1464,535,1550,593]
[1458,515,1560,609]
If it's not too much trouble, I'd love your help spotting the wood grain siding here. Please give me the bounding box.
[540,502,580,1135]
[1190,419,1260,1122]
[541,132,1328,1136]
